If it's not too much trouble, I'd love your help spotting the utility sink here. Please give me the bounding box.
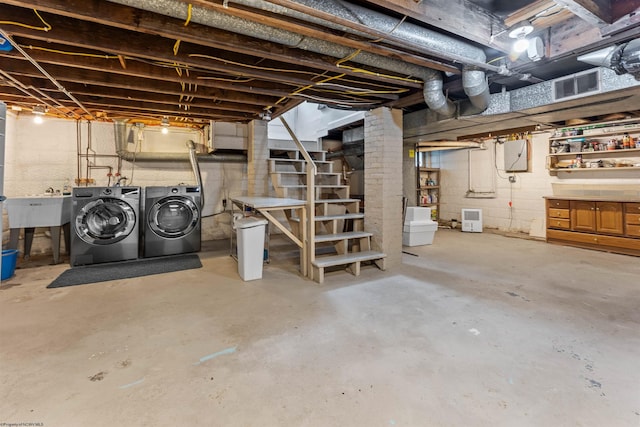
[6,195,72,228]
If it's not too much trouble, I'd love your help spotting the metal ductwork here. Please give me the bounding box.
[113,121,247,163]
[578,38,640,81]
[231,0,489,113]
[105,0,491,116]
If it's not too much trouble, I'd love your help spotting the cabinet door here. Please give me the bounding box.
[597,202,624,234]
[571,201,596,232]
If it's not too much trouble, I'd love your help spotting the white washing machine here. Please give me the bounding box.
[71,186,140,267]
[142,186,201,258]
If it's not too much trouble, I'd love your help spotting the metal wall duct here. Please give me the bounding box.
[106,0,462,116]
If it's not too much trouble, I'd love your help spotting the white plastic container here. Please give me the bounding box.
[405,206,432,222]
[234,216,268,281]
[402,220,438,246]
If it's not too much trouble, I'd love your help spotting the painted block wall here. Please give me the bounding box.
[1,115,246,255]
[438,131,640,237]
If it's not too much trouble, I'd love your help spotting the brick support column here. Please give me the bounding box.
[247,119,269,197]
[364,107,403,269]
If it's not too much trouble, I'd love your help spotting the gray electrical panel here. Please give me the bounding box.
[504,139,528,172]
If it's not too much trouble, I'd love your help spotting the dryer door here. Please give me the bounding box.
[148,197,199,238]
[75,197,137,245]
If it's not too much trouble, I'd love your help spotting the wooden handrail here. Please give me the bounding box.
[279,117,316,278]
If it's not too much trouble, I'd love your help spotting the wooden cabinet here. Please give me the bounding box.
[569,201,624,234]
[546,197,640,256]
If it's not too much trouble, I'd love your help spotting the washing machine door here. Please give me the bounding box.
[75,198,137,245]
[148,197,199,238]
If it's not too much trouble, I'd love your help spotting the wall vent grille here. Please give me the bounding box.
[552,69,601,102]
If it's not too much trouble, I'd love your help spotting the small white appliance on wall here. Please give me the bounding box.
[461,209,483,233]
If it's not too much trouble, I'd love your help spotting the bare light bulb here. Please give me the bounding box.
[33,115,43,124]
[161,127,169,134]
[513,38,530,53]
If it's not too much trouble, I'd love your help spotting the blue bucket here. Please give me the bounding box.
[1,249,19,280]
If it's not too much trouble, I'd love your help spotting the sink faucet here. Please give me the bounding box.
[45,187,54,195]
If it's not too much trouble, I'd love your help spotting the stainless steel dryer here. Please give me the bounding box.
[71,186,140,267]
[143,186,201,258]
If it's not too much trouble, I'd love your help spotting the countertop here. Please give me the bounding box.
[544,195,640,203]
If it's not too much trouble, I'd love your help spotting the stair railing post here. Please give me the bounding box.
[279,117,316,279]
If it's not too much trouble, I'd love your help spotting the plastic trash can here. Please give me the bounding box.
[1,249,19,281]
[234,216,268,281]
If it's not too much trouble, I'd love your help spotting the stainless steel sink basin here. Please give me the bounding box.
[6,195,72,228]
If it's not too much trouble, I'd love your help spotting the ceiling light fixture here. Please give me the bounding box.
[508,20,534,54]
[32,105,46,124]
[161,116,170,134]
[259,109,272,121]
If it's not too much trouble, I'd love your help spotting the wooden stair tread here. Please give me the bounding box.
[269,158,332,164]
[271,171,340,176]
[315,198,360,204]
[316,213,363,220]
[290,213,364,222]
[279,184,348,188]
[314,231,373,243]
[312,251,386,267]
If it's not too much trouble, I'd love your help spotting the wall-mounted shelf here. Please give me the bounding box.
[547,118,640,176]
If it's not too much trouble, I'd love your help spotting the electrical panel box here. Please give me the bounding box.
[504,139,528,172]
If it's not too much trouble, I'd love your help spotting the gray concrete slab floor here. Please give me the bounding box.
[1,229,639,426]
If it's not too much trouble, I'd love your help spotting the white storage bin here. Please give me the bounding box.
[402,220,438,246]
[405,207,432,222]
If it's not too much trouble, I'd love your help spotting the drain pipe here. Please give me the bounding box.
[106,0,457,116]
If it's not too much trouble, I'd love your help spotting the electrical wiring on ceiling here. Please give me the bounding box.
[0,9,51,32]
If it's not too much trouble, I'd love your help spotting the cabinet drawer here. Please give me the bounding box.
[626,213,640,225]
[626,203,640,214]
[548,199,569,209]
[626,224,640,237]
[547,218,570,229]
[548,208,570,219]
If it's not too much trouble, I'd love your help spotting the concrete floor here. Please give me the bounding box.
[1,229,639,426]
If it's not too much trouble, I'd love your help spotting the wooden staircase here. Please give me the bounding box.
[269,147,386,283]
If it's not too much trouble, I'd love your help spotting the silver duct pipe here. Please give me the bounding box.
[116,151,246,163]
[578,38,640,80]
[234,0,490,112]
[106,0,457,116]
[187,140,205,209]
